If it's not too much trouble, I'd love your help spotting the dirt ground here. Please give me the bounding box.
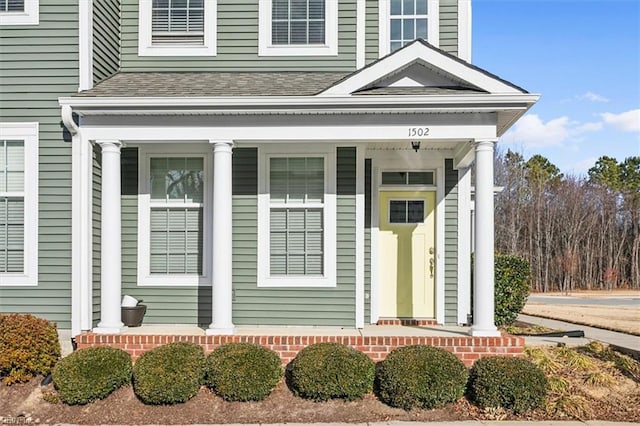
[522,304,640,335]
[1,344,639,424]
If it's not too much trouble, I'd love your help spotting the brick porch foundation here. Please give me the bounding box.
[75,333,524,367]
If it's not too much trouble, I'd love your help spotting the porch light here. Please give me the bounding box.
[411,141,421,152]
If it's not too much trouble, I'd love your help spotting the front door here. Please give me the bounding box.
[379,191,436,318]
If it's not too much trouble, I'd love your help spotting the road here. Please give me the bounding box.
[527,295,640,307]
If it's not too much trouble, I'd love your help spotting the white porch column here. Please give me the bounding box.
[207,140,235,335]
[469,139,501,337]
[94,140,124,333]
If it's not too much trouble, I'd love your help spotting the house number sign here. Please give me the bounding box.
[408,127,430,137]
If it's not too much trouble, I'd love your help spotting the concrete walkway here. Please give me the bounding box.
[520,313,640,352]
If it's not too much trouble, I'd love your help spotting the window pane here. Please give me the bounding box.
[390,19,402,41]
[416,18,427,39]
[416,0,427,14]
[309,0,324,19]
[407,200,425,223]
[403,0,414,14]
[272,0,325,46]
[150,157,204,202]
[273,0,289,19]
[381,172,407,185]
[0,197,24,273]
[403,18,415,40]
[389,200,407,223]
[308,21,325,44]
[390,0,402,15]
[6,0,25,12]
[150,207,203,274]
[291,0,307,19]
[408,171,434,185]
[272,21,289,44]
[390,41,402,52]
[290,21,308,44]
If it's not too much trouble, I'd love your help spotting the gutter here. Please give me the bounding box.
[61,104,79,136]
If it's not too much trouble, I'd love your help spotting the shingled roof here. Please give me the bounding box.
[75,72,351,97]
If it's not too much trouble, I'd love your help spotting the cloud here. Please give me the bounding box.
[600,109,640,132]
[501,113,609,149]
[577,91,609,103]
[567,156,599,176]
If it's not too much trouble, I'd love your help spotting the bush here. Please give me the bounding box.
[468,356,547,413]
[376,345,468,409]
[0,314,61,385]
[132,342,204,405]
[289,343,375,401]
[52,347,131,405]
[494,254,531,326]
[205,343,282,401]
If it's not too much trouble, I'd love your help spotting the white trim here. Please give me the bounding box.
[457,166,471,325]
[356,0,365,68]
[137,145,213,286]
[377,0,439,58]
[435,165,445,324]
[0,0,38,25]
[0,122,38,287]
[257,145,337,288]
[138,0,217,57]
[323,41,526,96]
[355,144,365,328]
[258,0,338,56]
[78,0,93,91]
[457,0,471,62]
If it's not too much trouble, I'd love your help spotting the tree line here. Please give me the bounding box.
[493,150,640,292]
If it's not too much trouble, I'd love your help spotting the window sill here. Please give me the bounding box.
[138,44,216,57]
[0,274,38,286]
[258,44,338,57]
[257,276,337,288]
[137,275,212,287]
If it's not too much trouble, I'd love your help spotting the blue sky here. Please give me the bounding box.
[472,0,640,176]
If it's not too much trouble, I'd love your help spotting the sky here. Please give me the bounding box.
[472,0,640,176]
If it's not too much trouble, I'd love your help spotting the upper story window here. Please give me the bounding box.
[259,0,338,56]
[0,122,38,286]
[0,0,38,25]
[138,0,216,56]
[378,0,438,57]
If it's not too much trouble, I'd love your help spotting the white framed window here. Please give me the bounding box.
[378,0,438,57]
[0,0,38,25]
[0,122,38,286]
[137,146,212,286]
[258,148,336,287]
[258,0,338,56]
[138,0,216,56]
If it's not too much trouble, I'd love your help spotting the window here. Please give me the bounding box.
[0,122,38,286]
[138,148,212,286]
[0,0,38,25]
[258,150,336,287]
[389,200,425,224]
[378,0,438,56]
[138,0,216,56]
[381,171,435,186]
[259,0,337,56]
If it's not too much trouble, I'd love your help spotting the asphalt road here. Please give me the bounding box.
[527,295,640,307]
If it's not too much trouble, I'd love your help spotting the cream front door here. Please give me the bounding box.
[379,191,436,318]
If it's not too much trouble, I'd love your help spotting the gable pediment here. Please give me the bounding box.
[320,40,527,97]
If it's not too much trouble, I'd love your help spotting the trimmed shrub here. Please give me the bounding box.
[205,343,283,401]
[376,345,468,410]
[52,347,132,405]
[494,254,531,326]
[0,314,61,385]
[289,343,375,401]
[468,356,547,413]
[132,342,205,405]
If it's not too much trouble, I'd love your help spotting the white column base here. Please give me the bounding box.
[206,326,235,336]
[469,327,501,337]
[93,325,124,334]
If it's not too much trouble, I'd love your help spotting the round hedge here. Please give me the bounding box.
[376,345,468,410]
[132,342,205,405]
[0,314,61,385]
[205,343,283,401]
[52,347,132,405]
[468,356,547,413]
[289,343,375,401]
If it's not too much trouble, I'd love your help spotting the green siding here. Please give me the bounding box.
[439,0,458,57]
[92,147,102,326]
[364,0,379,64]
[0,0,78,328]
[232,147,356,326]
[120,0,357,71]
[93,0,120,84]
[444,158,458,324]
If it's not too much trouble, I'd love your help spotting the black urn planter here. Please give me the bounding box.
[121,304,147,327]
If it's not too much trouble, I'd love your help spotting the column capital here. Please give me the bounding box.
[474,139,497,150]
[95,139,122,152]
[209,140,234,152]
